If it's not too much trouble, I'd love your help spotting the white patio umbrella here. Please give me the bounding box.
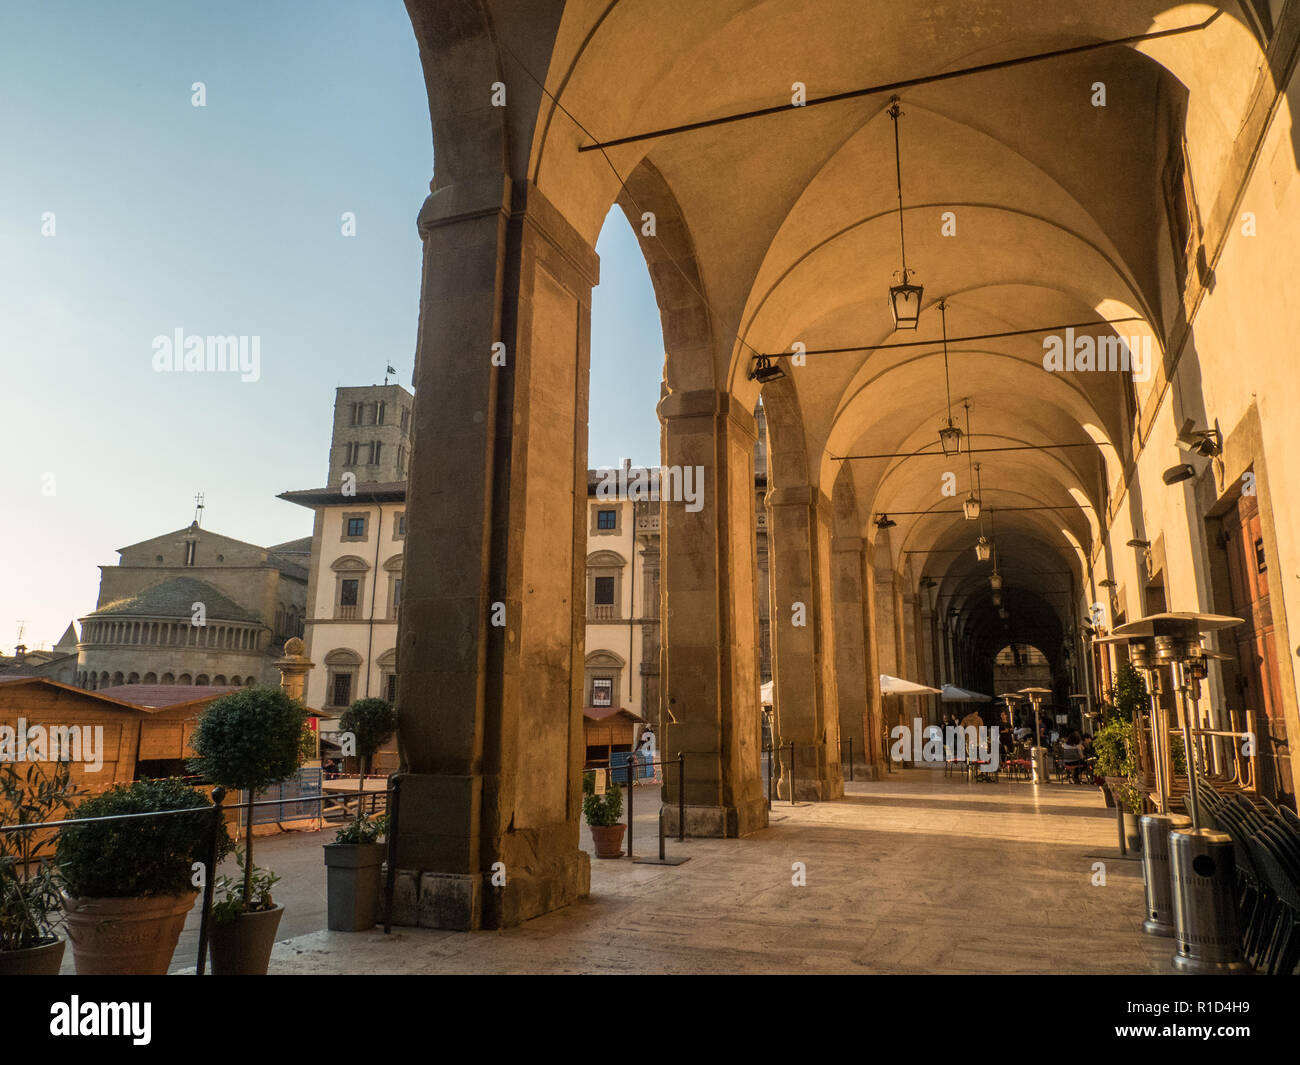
[940,683,993,702]
[879,675,941,771]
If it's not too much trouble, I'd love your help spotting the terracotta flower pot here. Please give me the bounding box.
[64,892,197,975]
[589,823,626,859]
[324,842,386,931]
[208,904,283,975]
[0,937,65,976]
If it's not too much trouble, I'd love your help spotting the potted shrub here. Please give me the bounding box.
[323,698,396,932]
[57,778,230,975]
[188,686,306,975]
[582,771,625,859]
[1115,778,1145,853]
[0,762,77,975]
[323,814,387,931]
[208,853,281,974]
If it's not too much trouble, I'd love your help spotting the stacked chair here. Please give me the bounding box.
[1194,784,1300,975]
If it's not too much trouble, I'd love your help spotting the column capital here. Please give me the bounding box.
[417,174,512,237]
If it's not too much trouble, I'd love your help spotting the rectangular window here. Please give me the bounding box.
[332,672,353,707]
[396,513,406,537]
[372,442,382,466]
[386,673,398,704]
[400,408,410,432]
[365,402,378,426]
[340,579,359,606]
[397,446,406,477]
[350,402,361,427]
[347,517,366,538]
[392,577,403,609]
[591,677,613,707]
[378,402,386,426]
[184,540,197,566]
[597,510,616,530]
[594,576,615,605]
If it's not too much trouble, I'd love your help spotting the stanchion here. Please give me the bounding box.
[626,753,636,859]
[196,785,225,975]
[383,774,401,934]
[847,737,854,782]
[789,740,797,805]
[634,804,691,866]
[677,752,685,841]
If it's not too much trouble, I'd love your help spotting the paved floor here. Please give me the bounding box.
[256,767,1178,975]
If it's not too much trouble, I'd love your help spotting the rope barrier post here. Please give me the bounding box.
[767,743,773,810]
[626,753,635,859]
[384,776,401,934]
[196,785,225,976]
[677,752,685,842]
[789,741,797,805]
[848,736,854,782]
[658,805,666,862]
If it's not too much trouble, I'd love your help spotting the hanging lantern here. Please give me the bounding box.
[963,494,981,520]
[990,572,1003,591]
[975,536,992,562]
[938,422,962,457]
[889,278,923,330]
[992,591,1002,607]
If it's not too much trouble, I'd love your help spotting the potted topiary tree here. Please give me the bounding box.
[323,697,396,932]
[0,761,78,975]
[324,814,387,931]
[188,686,306,975]
[582,771,625,859]
[57,777,230,975]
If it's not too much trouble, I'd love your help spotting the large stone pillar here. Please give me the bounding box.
[832,538,880,779]
[394,176,596,930]
[659,390,767,837]
[767,486,845,800]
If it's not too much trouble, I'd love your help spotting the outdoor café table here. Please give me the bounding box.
[322,776,389,819]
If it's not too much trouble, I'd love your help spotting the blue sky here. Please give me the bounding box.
[0,1,663,650]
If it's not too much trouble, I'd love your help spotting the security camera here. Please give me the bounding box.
[1175,418,1222,457]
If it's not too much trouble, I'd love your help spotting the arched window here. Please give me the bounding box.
[111,672,124,687]
[161,672,175,684]
[178,673,193,685]
[143,672,157,685]
[213,674,227,685]
[196,674,210,686]
[127,672,140,684]
[584,650,625,709]
[324,648,363,709]
[586,550,627,621]
[245,675,256,687]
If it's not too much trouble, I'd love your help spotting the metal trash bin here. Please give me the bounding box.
[1030,746,1049,784]
[1169,828,1251,973]
[1140,813,1190,936]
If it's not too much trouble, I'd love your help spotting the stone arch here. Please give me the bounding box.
[325,648,363,666]
[161,672,174,684]
[143,672,157,684]
[332,555,370,573]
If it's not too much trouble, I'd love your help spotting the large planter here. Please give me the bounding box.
[208,904,283,975]
[324,842,385,932]
[589,823,626,860]
[0,937,65,975]
[1099,783,1115,808]
[63,892,196,975]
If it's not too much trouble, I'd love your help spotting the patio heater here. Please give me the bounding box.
[1016,687,1053,784]
[1106,612,1249,970]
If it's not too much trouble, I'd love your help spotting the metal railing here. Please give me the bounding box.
[0,780,400,975]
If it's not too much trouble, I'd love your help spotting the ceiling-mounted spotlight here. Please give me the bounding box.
[875,514,897,530]
[1163,463,1196,485]
[1175,419,1222,457]
[886,97,922,331]
[747,355,786,383]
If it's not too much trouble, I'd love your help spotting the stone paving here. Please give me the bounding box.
[265,766,1178,975]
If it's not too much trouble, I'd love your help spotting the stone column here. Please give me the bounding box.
[767,485,845,801]
[394,176,596,930]
[832,537,879,779]
[658,390,767,837]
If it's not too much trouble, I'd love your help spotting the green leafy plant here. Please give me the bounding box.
[187,686,306,914]
[1106,660,1148,723]
[582,779,623,828]
[1092,717,1136,779]
[56,778,230,899]
[211,851,280,926]
[334,813,387,845]
[0,761,80,951]
[1114,779,1144,815]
